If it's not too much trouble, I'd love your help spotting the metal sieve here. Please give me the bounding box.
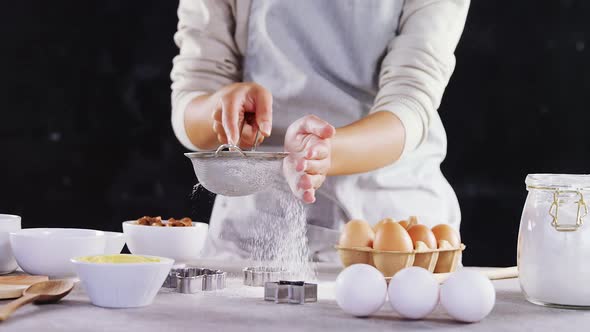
[184,144,288,197]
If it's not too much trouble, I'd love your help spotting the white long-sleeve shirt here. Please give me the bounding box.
[171,0,470,157]
[170,0,470,260]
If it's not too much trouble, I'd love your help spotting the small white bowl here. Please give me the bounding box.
[71,254,174,308]
[104,231,126,254]
[122,221,208,263]
[0,214,21,275]
[10,228,106,277]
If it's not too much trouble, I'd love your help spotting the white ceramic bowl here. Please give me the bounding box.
[123,221,208,263]
[10,228,106,277]
[104,231,126,254]
[71,254,174,308]
[0,215,22,274]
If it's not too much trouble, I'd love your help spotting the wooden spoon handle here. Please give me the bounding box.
[434,266,519,284]
[484,266,518,280]
[0,294,40,321]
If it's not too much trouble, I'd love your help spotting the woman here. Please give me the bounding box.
[171,0,469,261]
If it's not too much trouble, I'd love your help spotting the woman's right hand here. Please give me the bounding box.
[210,82,273,148]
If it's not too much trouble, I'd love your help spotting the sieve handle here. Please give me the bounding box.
[237,114,261,151]
[215,144,246,157]
[214,115,260,156]
[251,130,260,151]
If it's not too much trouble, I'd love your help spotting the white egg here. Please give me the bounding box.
[440,270,496,322]
[388,267,439,319]
[335,264,387,317]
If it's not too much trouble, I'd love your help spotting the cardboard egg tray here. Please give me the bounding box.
[336,240,465,277]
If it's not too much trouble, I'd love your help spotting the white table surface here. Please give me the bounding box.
[1,262,589,332]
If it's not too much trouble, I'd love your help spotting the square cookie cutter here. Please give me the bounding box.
[163,266,226,293]
[243,267,293,287]
[264,281,318,304]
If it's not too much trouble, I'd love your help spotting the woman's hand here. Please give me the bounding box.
[283,115,336,203]
[211,82,273,148]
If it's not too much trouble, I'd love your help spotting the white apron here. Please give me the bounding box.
[201,0,461,262]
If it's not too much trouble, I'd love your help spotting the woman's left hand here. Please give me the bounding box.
[283,115,336,203]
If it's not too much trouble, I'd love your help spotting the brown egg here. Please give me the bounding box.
[407,224,437,249]
[431,224,461,248]
[398,220,409,229]
[339,219,375,248]
[373,217,395,233]
[399,216,418,229]
[373,221,413,252]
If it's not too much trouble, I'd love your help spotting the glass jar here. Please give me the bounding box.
[518,174,590,308]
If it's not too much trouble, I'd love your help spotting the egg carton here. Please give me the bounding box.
[335,240,465,278]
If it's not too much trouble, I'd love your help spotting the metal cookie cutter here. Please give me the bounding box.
[264,281,318,304]
[243,267,291,287]
[163,267,226,293]
[162,266,184,288]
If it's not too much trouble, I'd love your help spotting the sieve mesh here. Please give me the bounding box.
[185,151,288,196]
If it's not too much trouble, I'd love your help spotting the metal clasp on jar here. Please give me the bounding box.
[548,190,589,232]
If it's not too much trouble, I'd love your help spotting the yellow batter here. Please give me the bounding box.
[77,254,160,263]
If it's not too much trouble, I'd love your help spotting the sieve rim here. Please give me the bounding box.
[184,151,289,160]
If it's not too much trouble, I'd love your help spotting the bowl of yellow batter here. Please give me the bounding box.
[71,254,174,308]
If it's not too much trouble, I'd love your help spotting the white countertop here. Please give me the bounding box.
[1,263,589,332]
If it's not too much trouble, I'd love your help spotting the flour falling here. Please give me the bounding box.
[248,181,316,282]
[191,178,317,282]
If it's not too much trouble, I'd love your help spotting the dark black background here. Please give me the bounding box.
[1,1,588,267]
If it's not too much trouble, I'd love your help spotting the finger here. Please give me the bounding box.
[298,173,325,190]
[253,86,273,137]
[304,159,330,175]
[221,97,243,145]
[239,123,257,148]
[308,174,325,189]
[294,157,306,172]
[217,132,228,144]
[303,190,316,204]
[298,174,313,190]
[214,120,228,143]
[213,121,223,134]
[300,115,336,139]
[305,141,330,160]
[212,108,222,122]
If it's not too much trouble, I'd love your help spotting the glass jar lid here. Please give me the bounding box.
[526,174,590,191]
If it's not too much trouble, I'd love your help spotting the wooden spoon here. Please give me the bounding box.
[0,280,75,321]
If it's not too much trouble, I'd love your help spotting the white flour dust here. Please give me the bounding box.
[191,156,316,283]
[248,182,316,282]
